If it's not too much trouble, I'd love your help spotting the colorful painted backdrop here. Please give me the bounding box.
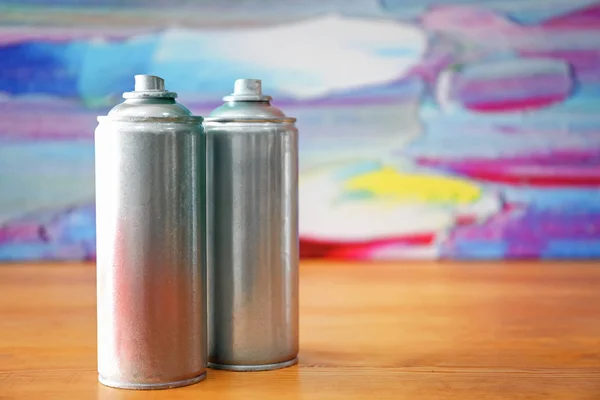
[1,0,600,260]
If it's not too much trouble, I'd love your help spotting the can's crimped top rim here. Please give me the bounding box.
[203,117,296,124]
[97,115,204,123]
[122,75,178,99]
[123,91,178,99]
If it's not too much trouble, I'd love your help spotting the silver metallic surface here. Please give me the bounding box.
[99,372,207,390]
[95,75,206,389]
[204,79,299,371]
[208,357,298,372]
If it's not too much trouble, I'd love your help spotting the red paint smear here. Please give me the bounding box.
[455,215,478,226]
[300,233,435,259]
[326,245,390,260]
[463,94,565,113]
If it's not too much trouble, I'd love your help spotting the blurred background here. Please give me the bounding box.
[1,0,599,261]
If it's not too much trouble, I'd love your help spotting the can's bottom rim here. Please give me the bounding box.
[98,371,206,390]
[208,357,298,372]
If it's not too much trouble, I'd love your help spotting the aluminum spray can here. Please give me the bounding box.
[204,79,299,371]
[95,75,206,389]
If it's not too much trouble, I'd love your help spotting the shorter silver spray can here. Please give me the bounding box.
[204,79,299,371]
[95,75,206,389]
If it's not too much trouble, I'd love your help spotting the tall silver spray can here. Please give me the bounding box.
[204,79,299,371]
[95,75,207,389]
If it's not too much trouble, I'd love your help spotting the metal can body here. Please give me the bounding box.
[205,79,299,371]
[95,76,206,389]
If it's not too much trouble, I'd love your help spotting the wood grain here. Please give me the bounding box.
[1,261,599,399]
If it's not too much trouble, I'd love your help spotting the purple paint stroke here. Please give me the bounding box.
[0,208,56,243]
[0,95,100,112]
[0,203,96,261]
[0,111,97,141]
[0,97,104,141]
[443,204,600,258]
[0,223,43,243]
[455,73,572,104]
[436,57,573,113]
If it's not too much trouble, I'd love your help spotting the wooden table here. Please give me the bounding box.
[1,261,599,399]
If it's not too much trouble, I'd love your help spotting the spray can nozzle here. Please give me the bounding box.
[123,75,177,99]
[134,75,165,92]
[224,78,271,102]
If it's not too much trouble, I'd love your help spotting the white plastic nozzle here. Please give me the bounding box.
[233,79,262,96]
[134,75,165,92]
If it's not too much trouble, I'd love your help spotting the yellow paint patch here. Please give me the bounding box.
[344,166,481,204]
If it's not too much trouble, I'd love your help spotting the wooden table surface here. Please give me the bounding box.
[1,261,600,399]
